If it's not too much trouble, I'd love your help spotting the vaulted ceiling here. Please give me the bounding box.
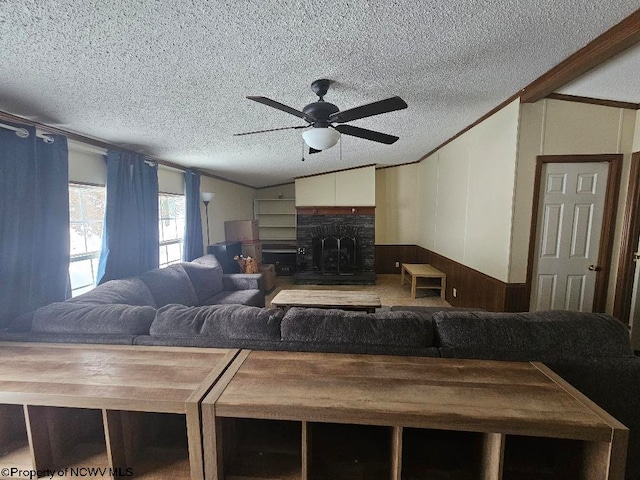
[0,1,638,188]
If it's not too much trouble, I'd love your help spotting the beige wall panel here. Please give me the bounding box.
[375,169,389,244]
[375,165,418,244]
[257,183,295,199]
[509,101,545,283]
[158,167,185,195]
[634,110,640,152]
[542,100,623,155]
[295,174,335,206]
[417,155,438,249]
[606,109,637,312]
[335,166,376,206]
[465,99,519,282]
[68,143,106,185]
[200,176,256,247]
[434,133,470,261]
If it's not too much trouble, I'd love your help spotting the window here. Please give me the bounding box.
[159,193,185,267]
[68,184,106,297]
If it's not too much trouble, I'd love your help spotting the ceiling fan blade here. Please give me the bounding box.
[328,96,408,123]
[309,147,322,154]
[247,96,315,122]
[334,124,399,144]
[233,125,307,136]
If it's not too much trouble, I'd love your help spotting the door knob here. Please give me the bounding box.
[588,265,601,271]
[634,252,640,262]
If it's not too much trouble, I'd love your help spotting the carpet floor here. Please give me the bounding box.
[265,274,451,308]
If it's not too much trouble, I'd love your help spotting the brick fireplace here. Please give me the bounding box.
[294,206,375,285]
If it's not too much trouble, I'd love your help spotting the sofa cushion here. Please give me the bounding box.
[181,256,224,302]
[151,304,283,341]
[140,264,199,307]
[67,277,156,307]
[434,311,634,359]
[31,302,155,335]
[204,289,265,307]
[280,307,434,348]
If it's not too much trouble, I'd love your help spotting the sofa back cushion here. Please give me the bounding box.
[182,255,225,302]
[434,311,634,360]
[31,302,155,335]
[151,304,283,341]
[67,277,156,307]
[140,264,199,307]
[281,307,434,348]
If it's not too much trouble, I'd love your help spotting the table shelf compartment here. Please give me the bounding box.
[105,411,191,480]
[220,418,303,480]
[401,428,483,480]
[0,404,31,472]
[503,435,586,480]
[25,406,109,474]
[308,423,393,480]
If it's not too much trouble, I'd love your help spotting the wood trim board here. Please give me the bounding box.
[614,152,640,323]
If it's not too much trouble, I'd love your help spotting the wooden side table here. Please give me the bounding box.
[202,351,628,480]
[0,343,239,480]
[400,263,446,299]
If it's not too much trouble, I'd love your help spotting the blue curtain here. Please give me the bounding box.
[97,150,159,284]
[183,169,204,261]
[0,125,69,328]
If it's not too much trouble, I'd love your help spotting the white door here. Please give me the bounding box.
[530,162,609,312]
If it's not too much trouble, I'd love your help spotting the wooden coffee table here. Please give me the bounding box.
[401,263,446,299]
[0,342,239,480]
[270,289,382,313]
[203,351,628,480]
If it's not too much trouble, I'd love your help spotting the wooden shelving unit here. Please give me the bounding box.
[202,351,628,480]
[254,199,296,242]
[0,343,240,480]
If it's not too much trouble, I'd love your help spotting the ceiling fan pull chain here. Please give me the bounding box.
[301,138,305,162]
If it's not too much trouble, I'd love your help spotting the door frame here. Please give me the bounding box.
[526,154,622,312]
[613,152,640,323]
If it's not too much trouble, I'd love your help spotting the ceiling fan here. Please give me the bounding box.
[234,79,408,153]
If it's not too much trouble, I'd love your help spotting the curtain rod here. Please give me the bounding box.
[0,110,256,189]
[0,122,54,143]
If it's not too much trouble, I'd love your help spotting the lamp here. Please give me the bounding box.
[201,192,215,246]
[302,127,341,151]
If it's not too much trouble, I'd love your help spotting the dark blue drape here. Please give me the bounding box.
[0,125,69,328]
[97,150,159,284]
[183,169,204,261]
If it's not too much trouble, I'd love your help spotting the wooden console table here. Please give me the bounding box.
[202,350,628,480]
[401,263,446,299]
[0,343,239,480]
[271,289,381,313]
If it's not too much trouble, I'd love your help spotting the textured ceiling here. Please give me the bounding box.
[558,42,640,103]
[0,1,638,188]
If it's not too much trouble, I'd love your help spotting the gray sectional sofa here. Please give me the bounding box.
[2,254,264,344]
[0,266,638,477]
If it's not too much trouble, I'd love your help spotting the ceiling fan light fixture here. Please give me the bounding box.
[302,127,341,151]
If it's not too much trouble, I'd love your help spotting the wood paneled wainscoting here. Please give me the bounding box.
[375,245,528,312]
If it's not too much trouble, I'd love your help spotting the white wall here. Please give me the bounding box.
[200,176,256,247]
[375,164,418,244]
[511,99,637,312]
[256,183,295,199]
[416,99,520,282]
[295,166,376,206]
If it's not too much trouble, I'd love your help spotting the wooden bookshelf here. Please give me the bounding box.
[202,351,628,480]
[0,343,239,480]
